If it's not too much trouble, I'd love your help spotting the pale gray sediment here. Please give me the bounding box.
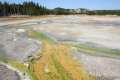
[0,64,21,80]
[0,63,31,80]
[0,28,41,61]
[71,48,120,80]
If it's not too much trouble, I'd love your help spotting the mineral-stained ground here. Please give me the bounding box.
[0,15,120,80]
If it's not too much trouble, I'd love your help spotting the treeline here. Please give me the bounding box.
[0,1,51,16]
[87,10,120,15]
[0,1,120,16]
[52,8,71,15]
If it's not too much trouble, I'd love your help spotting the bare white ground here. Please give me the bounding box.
[71,48,120,80]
